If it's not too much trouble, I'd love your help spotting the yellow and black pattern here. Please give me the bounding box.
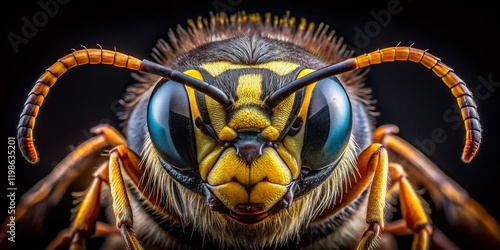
[179,63,326,224]
[195,61,305,139]
[128,12,369,249]
[9,9,497,250]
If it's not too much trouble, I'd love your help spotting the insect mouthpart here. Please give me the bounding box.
[204,179,299,225]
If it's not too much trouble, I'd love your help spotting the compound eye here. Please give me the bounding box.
[147,80,197,170]
[301,77,352,170]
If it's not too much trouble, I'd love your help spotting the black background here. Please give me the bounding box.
[3,0,500,249]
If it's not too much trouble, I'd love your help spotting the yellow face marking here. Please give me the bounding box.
[206,147,292,212]
[201,61,301,77]
[218,126,237,141]
[235,74,262,107]
[184,69,219,164]
[250,147,292,185]
[190,65,327,216]
[210,183,248,209]
[195,132,218,166]
[205,95,227,136]
[250,183,287,206]
[296,69,317,119]
[282,131,304,172]
[278,68,317,173]
[198,61,304,137]
[184,69,204,119]
[199,145,226,180]
[261,126,280,141]
[275,143,300,179]
[228,108,270,130]
[206,148,249,184]
[270,91,295,133]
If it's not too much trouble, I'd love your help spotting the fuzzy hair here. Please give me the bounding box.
[119,11,376,125]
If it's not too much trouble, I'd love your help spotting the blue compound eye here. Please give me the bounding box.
[147,80,197,170]
[301,77,352,170]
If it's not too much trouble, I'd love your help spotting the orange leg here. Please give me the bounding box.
[0,124,126,249]
[3,124,125,233]
[373,124,500,248]
[67,162,112,249]
[107,145,144,250]
[45,126,178,249]
[29,124,126,249]
[48,144,148,250]
[5,123,164,250]
[329,143,389,249]
[47,222,119,250]
[353,143,389,250]
[388,163,432,250]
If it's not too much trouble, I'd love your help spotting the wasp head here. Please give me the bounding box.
[146,45,354,224]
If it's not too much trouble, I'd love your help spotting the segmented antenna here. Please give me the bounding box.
[264,46,481,163]
[17,47,232,164]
